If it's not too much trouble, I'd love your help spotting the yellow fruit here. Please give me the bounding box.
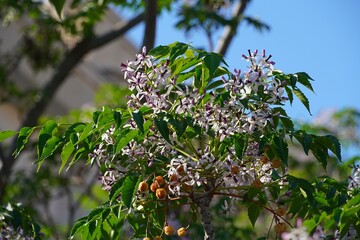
[155,176,165,186]
[150,182,159,192]
[274,222,287,233]
[156,188,167,199]
[154,236,162,240]
[164,225,175,235]
[276,207,286,216]
[138,181,149,192]
[143,238,151,240]
[177,227,187,237]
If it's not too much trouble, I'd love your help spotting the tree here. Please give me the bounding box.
[0,0,268,203]
[2,1,359,240]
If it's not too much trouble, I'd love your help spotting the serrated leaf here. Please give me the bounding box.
[14,127,35,158]
[122,176,139,209]
[293,88,311,115]
[315,135,342,161]
[169,42,189,62]
[148,45,170,59]
[115,129,138,153]
[37,135,62,164]
[70,217,87,239]
[59,141,75,173]
[204,52,222,78]
[113,111,122,129]
[110,178,127,203]
[132,111,144,134]
[248,203,261,227]
[0,130,18,142]
[38,120,58,159]
[169,117,187,138]
[234,135,247,159]
[154,118,171,144]
[77,123,93,143]
[295,72,314,92]
[273,136,288,166]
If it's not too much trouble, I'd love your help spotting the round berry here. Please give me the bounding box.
[150,182,159,192]
[155,188,167,199]
[138,181,149,192]
[143,238,151,240]
[276,207,286,216]
[164,225,175,236]
[274,222,287,233]
[177,227,187,237]
[154,236,162,240]
[260,155,270,164]
[155,176,165,186]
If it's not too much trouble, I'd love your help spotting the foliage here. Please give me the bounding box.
[1,42,358,240]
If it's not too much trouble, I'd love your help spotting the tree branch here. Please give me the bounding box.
[214,0,249,56]
[0,12,144,202]
[142,0,157,50]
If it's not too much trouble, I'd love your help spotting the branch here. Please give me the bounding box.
[214,0,249,56]
[0,12,144,202]
[142,0,157,50]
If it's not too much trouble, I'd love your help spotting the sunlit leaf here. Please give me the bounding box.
[0,130,17,142]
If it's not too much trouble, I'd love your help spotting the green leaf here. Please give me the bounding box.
[70,217,87,239]
[295,72,314,92]
[60,141,75,173]
[273,136,288,166]
[38,120,58,159]
[0,130,18,142]
[13,127,35,158]
[248,203,261,227]
[113,111,122,129]
[154,118,171,144]
[169,117,187,138]
[203,52,223,79]
[110,178,127,203]
[132,111,144,134]
[234,135,248,159]
[49,0,65,19]
[169,42,189,62]
[149,45,170,59]
[115,129,138,153]
[293,87,311,115]
[37,135,62,168]
[315,135,342,161]
[77,123,93,143]
[288,175,315,204]
[122,176,140,209]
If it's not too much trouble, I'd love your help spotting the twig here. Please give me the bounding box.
[142,0,157,50]
[0,12,144,202]
[214,0,249,55]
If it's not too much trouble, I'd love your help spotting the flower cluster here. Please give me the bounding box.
[0,223,33,240]
[91,47,291,196]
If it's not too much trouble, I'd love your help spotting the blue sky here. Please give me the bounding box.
[117,1,360,122]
